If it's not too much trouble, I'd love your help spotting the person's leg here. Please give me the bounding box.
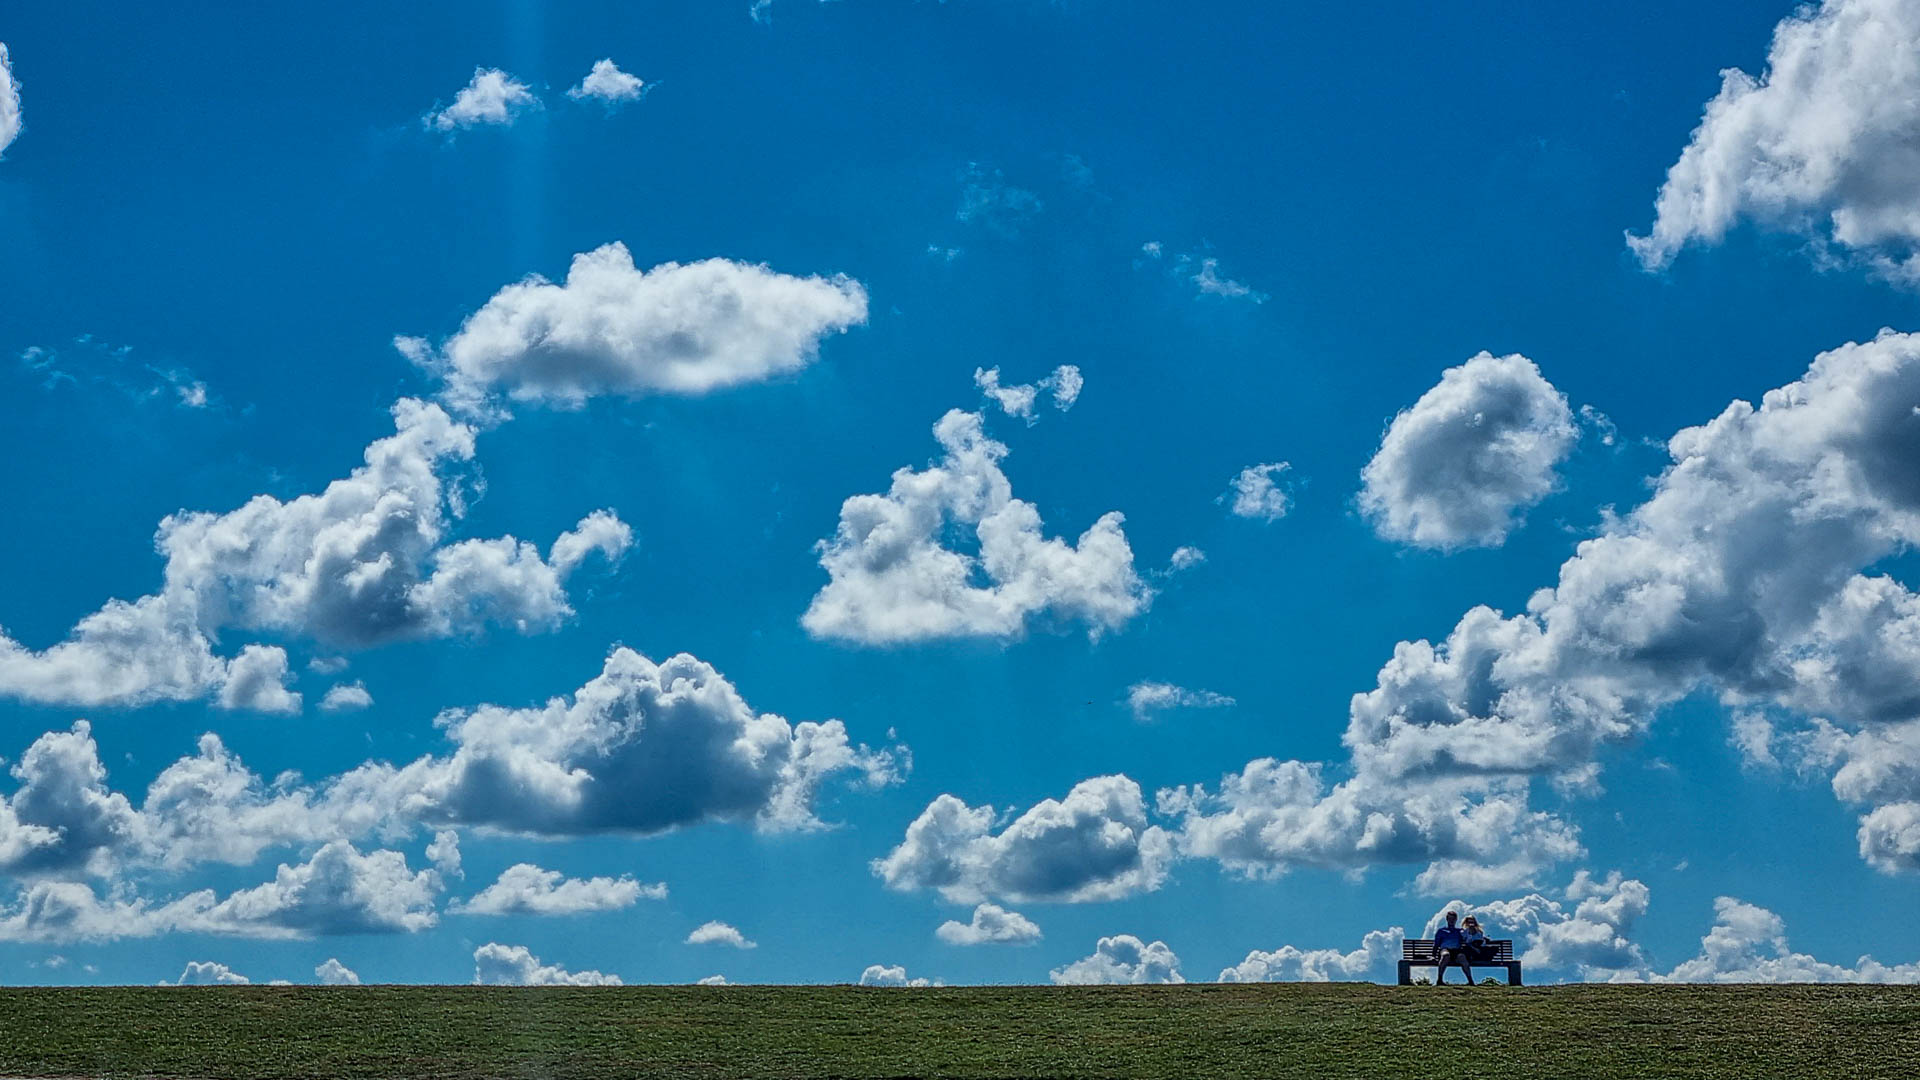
[1433,952,1451,985]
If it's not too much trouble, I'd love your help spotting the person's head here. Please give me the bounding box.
[1463,916,1480,933]
[1445,911,1458,925]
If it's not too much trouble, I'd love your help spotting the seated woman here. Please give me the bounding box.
[1461,916,1496,965]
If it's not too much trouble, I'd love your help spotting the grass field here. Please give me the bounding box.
[0,983,1915,1079]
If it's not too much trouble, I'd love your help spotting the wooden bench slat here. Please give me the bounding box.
[1401,938,1515,961]
[1396,939,1525,985]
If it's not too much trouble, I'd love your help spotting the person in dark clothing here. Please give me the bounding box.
[1431,911,1473,985]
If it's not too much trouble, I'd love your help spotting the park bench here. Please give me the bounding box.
[1397,939,1522,985]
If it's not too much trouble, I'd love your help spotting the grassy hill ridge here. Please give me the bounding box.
[0,983,1915,1078]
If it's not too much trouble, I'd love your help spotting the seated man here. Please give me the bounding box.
[1431,911,1472,986]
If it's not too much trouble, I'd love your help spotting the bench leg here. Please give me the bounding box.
[1506,963,1523,987]
[1397,961,1413,986]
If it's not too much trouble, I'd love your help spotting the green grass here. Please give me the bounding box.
[0,984,1915,1078]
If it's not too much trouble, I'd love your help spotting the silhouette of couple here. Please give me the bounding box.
[1430,910,1496,986]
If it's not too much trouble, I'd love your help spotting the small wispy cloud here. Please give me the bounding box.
[1138,242,1267,303]
[1126,681,1236,721]
[974,365,1083,423]
[958,163,1044,237]
[17,337,214,410]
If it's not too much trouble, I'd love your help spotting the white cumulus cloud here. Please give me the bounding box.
[1049,934,1184,985]
[1331,330,1920,876]
[686,920,755,949]
[1159,763,1581,892]
[473,942,620,986]
[875,775,1175,904]
[804,408,1150,644]
[319,682,373,712]
[1218,928,1402,982]
[1220,463,1292,522]
[315,958,360,985]
[1655,897,1920,983]
[935,903,1042,946]
[454,863,663,916]
[0,643,898,897]
[1629,0,1920,284]
[401,647,899,837]
[0,841,439,943]
[0,399,627,709]
[1425,870,1651,979]
[1359,352,1576,550]
[217,646,302,715]
[405,242,867,411]
[0,43,18,159]
[567,59,647,106]
[192,841,440,938]
[170,960,249,986]
[859,963,935,986]
[426,68,538,131]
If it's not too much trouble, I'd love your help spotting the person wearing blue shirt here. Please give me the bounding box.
[1431,911,1474,986]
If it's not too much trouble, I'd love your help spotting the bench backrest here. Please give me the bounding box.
[1402,939,1514,962]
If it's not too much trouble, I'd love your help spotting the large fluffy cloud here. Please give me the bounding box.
[0,841,439,943]
[315,958,361,985]
[0,42,20,159]
[0,399,628,709]
[859,963,934,987]
[1,721,138,876]
[875,776,1175,904]
[473,943,621,986]
[403,242,867,410]
[1783,718,1920,871]
[1425,870,1650,979]
[191,841,440,937]
[454,863,663,916]
[169,961,250,986]
[0,645,895,914]
[1656,897,1920,983]
[874,333,1920,894]
[805,409,1151,644]
[1222,874,1918,985]
[1158,762,1580,893]
[1218,928,1402,982]
[1049,934,1184,985]
[0,882,217,944]
[1359,352,1576,550]
[1336,331,1920,871]
[1629,0,1920,283]
[217,646,302,714]
[400,647,899,836]
[935,903,1042,946]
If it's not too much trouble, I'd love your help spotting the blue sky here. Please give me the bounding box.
[2,0,1919,987]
